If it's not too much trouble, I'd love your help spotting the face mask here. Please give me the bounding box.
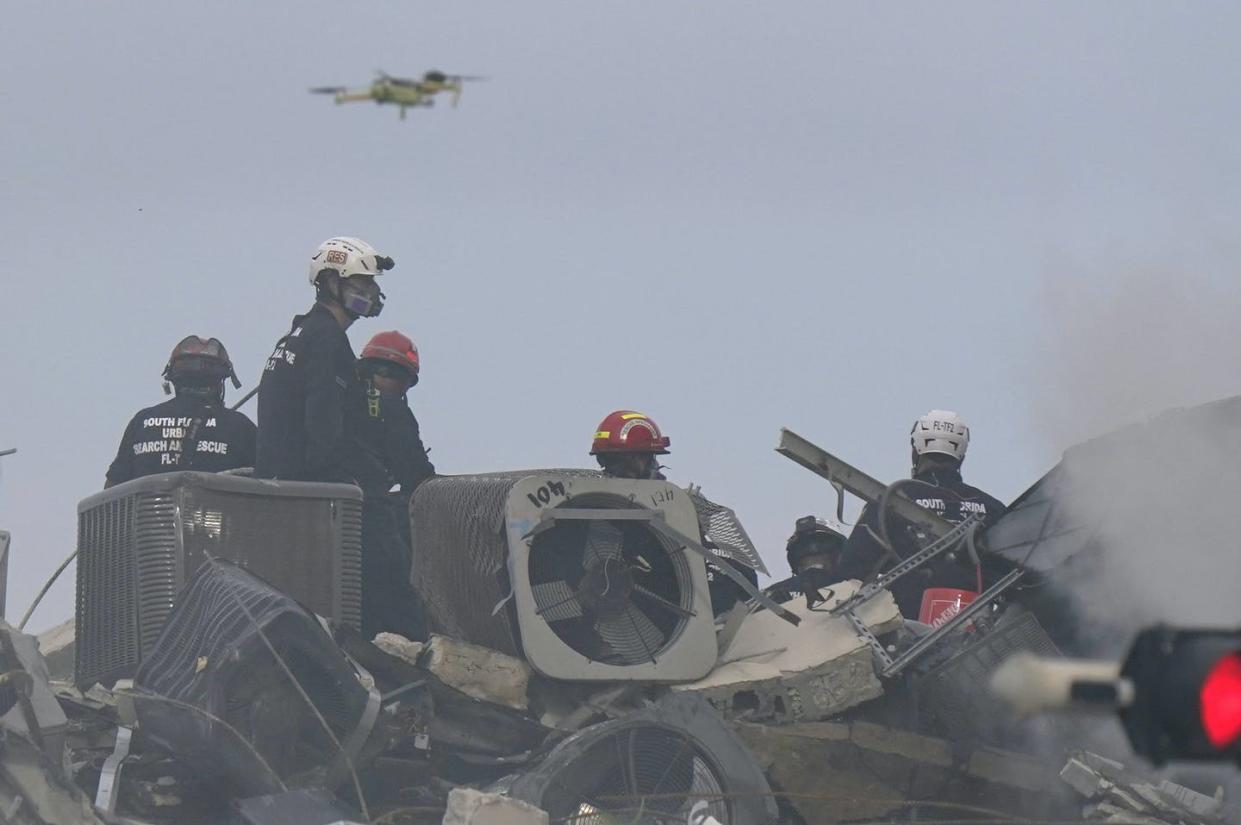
[340,279,385,317]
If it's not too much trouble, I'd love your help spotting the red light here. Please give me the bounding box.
[1201,652,1241,749]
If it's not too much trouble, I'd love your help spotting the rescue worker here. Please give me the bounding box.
[347,330,434,640]
[345,331,435,494]
[590,410,670,481]
[255,236,394,482]
[836,409,1008,618]
[105,336,255,487]
[589,410,759,616]
[765,515,850,605]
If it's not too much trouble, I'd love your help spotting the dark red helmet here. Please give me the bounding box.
[590,410,671,455]
[361,330,420,379]
[163,335,240,388]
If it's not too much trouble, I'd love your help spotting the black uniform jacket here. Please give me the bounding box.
[105,395,256,487]
[344,377,436,494]
[836,466,1007,618]
[255,304,357,482]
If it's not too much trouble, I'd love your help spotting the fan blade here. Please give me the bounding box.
[595,606,665,664]
[624,605,666,653]
[532,580,585,621]
[632,585,695,619]
[595,615,649,664]
[583,521,624,566]
[309,87,346,94]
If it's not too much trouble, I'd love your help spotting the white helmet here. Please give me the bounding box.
[910,409,970,461]
[306,236,394,284]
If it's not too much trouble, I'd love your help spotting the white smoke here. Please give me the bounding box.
[1028,260,1241,641]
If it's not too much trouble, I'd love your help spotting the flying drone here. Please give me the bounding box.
[310,70,486,119]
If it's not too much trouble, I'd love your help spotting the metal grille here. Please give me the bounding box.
[409,470,599,657]
[76,473,363,688]
[539,724,729,825]
[508,694,779,825]
[917,608,1060,739]
[527,495,696,666]
[76,495,143,688]
[687,490,767,575]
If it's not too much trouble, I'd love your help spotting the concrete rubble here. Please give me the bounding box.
[0,595,1231,825]
[2,567,1233,825]
[1060,752,1234,825]
[422,635,532,713]
[674,581,900,723]
[441,788,548,825]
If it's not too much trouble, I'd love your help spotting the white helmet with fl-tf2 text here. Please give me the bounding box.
[910,409,970,462]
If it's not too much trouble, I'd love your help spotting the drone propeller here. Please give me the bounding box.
[450,74,488,82]
[309,86,347,95]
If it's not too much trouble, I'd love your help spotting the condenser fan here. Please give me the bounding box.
[539,725,727,823]
[507,694,778,825]
[410,472,717,681]
[527,502,694,666]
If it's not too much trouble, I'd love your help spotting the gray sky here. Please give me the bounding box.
[3,2,1241,631]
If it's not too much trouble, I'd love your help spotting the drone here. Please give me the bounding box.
[310,70,486,119]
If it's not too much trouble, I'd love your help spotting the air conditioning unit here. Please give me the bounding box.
[76,471,362,689]
[505,694,779,825]
[410,472,717,682]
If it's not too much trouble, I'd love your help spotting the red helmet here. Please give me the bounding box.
[360,330,420,378]
[590,410,671,455]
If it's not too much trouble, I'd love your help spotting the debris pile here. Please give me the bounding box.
[1,447,1235,824]
[1061,752,1232,825]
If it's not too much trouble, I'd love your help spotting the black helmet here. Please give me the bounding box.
[162,336,241,397]
[785,515,847,570]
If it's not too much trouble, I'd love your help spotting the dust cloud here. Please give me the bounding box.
[1027,260,1241,645]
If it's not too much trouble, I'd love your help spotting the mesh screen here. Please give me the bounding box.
[409,471,597,656]
[687,490,767,575]
[918,609,1061,741]
[178,486,361,626]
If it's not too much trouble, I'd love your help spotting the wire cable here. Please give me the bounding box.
[18,549,77,630]
[114,688,289,793]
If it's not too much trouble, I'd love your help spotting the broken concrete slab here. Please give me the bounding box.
[424,635,531,712]
[442,788,548,825]
[732,719,1069,824]
[35,619,74,684]
[1061,751,1230,824]
[373,632,426,668]
[1,622,68,765]
[1154,779,1224,818]
[0,732,105,825]
[674,582,899,723]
